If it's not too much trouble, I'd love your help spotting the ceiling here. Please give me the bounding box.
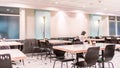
[0,0,120,15]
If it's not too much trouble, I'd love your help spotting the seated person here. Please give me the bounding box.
[80,31,89,44]
[73,36,83,44]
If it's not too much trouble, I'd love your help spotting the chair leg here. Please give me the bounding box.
[109,62,114,68]
[95,64,97,68]
[108,62,110,68]
[71,65,75,68]
[49,51,52,62]
[53,60,57,68]
[98,63,101,68]
[66,62,68,68]
[19,59,25,65]
[71,66,74,68]
[39,50,43,60]
[61,62,63,68]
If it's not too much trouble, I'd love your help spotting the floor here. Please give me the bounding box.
[13,51,120,68]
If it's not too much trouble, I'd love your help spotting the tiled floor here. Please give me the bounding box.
[13,51,120,68]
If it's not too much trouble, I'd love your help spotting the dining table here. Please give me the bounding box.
[53,43,120,68]
[40,39,72,45]
[0,41,23,46]
[0,41,23,50]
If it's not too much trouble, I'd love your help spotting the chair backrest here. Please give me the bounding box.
[73,39,83,44]
[85,47,100,66]
[104,45,115,62]
[0,46,10,50]
[95,36,100,39]
[111,37,117,43]
[45,40,52,48]
[0,54,12,68]
[53,49,65,58]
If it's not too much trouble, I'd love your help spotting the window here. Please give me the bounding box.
[0,7,19,39]
[35,10,50,39]
[109,16,120,35]
[117,16,120,35]
[109,21,116,35]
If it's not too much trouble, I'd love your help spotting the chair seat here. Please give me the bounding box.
[60,58,74,62]
[97,58,103,63]
[97,57,113,63]
[73,61,87,67]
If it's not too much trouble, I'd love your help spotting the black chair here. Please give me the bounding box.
[97,45,115,68]
[44,40,54,61]
[31,40,43,58]
[111,37,117,44]
[53,49,74,68]
[0,54,12,68]
[72,47,100,68]
[73,38,83,44]
[0,46,10,50]
[95,36,100,39]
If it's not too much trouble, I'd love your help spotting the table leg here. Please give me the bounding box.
[102,50,104,68]
[76,53,79,68]
[20,59,25,65]
[76,53,79,62]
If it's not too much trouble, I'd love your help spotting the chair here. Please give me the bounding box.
[44,40,54,61]
[38,40,52,60]
[31,39,42,58]
[53,49,74,68]
[73,38,83,44]
[0,46,10,50]
[72,47,100,68]
[95,36,100,39]
[111,37,117,44]
[97,45,115,68]
[0,54,12,68]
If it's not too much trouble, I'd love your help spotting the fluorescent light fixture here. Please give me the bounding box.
[41,7,60,11]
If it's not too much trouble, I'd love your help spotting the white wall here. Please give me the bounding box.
[101,16,109,36]
[51,11,89,37]
[19,9,109,39]
[25,9,35,39]
[20,8,26,39]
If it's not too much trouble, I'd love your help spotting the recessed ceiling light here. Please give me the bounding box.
[55,1,58,4]
[81,5,86,8]
[89,3,93,5]
[103,8,107,10]
[98,0,102,3]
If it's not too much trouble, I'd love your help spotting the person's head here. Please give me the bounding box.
[81,31,86,36]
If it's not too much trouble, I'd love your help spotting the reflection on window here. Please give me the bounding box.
[117,22,120,35]
[0,16,19,39]
[109,21,116,35]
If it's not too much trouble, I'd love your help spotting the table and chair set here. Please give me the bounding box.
[38,38,119,68]
[0,38,117,68]
[0,40,26,68]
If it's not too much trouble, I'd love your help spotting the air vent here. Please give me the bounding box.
[0,6,19,15]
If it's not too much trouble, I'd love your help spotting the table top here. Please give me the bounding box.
[87,38,105,41]
[53,43,120,53]
[0,41,23,46]
[0,49,26,61]
[40,39,72,44]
